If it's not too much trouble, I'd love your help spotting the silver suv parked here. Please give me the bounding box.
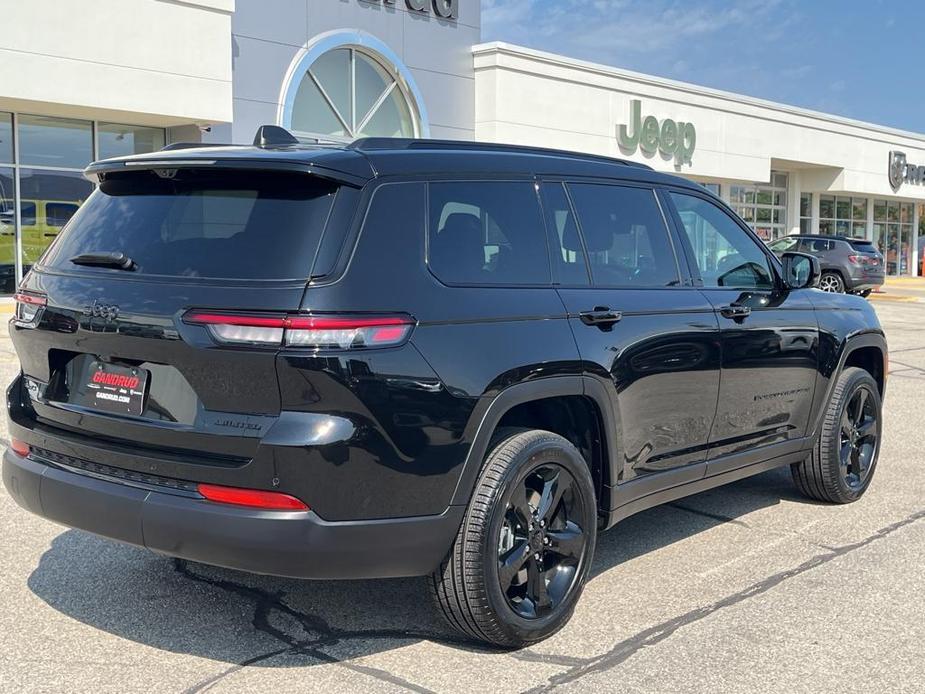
[768,235,885,296]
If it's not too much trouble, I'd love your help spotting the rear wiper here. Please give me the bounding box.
[70,251,136,271]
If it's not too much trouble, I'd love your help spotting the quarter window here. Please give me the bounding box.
[428,181,550,286]
[671,193,775,290]
[567,184,679,287]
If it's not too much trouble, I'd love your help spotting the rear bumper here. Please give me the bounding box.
[3,447,463,580]
[845,272,885,291]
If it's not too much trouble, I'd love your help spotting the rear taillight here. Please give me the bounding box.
[13,292,46,325]
[10,438,30,457]
[183,311,415,350]
[847,255,863,266]
[197,483,309,511]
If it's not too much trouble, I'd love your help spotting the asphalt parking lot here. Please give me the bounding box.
[0,299,923,694]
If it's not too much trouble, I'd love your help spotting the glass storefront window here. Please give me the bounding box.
[0,167,14,293]
[799,192,812,234]
[729,171,788,241]
[0,113,12,164]
[820,194,866,237]
[852,198,867,221]
[875,199,915,275]
[18,115,93,169]
[98,123,166,160]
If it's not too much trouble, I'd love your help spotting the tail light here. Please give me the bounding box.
[183,311,415,350]
[847,255,863,266]
[10,438,30,457]
[13,292,46,325]
[197,483,309,511]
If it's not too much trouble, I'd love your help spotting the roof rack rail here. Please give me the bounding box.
[160,142,233,151]
[348,138,651,169]
[253,124,299,148]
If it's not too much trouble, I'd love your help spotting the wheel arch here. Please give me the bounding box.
[809,331,887,439]
[449,377,618,516]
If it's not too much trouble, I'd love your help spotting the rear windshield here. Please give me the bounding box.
[43,170,338,280]
[848,239,877,253]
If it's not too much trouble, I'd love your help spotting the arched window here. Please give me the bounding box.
[280,33,428,142]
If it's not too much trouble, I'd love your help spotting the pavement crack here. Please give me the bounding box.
[173,559,471,693]
[522,507,925,693]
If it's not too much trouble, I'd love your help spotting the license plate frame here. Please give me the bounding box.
[74,360,149,416]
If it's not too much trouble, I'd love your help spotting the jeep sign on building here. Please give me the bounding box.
[0,0,921,289]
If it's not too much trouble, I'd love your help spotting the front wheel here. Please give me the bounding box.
[791,367,882,503]
[431,430,597,648]
[819,271,845,293]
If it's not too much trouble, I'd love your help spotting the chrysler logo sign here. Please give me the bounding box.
[617,100,696,166]
[369,0,458,19]
[889,150,924,192]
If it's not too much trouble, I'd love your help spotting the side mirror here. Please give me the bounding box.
[781,251,820,290]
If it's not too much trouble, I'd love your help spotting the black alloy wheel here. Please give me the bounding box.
[792,367,882,503]
[497,463,586,619]
[431,429,597,648]
[838,385,878,491]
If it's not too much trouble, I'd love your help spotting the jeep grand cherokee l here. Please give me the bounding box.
[3,127,887,648]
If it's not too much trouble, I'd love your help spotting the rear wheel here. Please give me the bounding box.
[819,271,845,293]
[791,367,881,503]
[431,429,597,648]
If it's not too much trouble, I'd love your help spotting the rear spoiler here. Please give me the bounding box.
[83,158,371,188]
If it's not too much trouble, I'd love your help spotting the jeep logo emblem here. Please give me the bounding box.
[83,300,120,321]
[888,150,925,192]
[617,99,696,166]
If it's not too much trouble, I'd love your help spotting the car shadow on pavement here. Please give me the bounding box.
[26,466,808,668]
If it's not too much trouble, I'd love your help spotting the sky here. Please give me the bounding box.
[480,0,925,133]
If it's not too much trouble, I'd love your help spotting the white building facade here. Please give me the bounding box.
[0,0,921,294]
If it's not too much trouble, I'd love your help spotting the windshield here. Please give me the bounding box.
[43,169,338,280]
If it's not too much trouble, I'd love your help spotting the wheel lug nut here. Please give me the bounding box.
[543,537,549,545]
[534,553,541,560]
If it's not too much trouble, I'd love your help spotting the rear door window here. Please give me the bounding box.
[542,182,589,285]
[567,183,680,287]
[427,181,550,286]
[43,170,339,280]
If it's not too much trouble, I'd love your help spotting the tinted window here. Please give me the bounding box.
[768,237,799,253]
[543,182,589,285]
[800,238,833,253]
[567,184,679,287]
[44,170,338,280]
[671,192,774,289]
[428,181,550,285]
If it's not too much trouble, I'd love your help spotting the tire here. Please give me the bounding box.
[791,367,882,504]
[431,429,597,648]
[819,271,845,293]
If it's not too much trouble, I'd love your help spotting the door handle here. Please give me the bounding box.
[579,307,623,330]
[719,304,751,321]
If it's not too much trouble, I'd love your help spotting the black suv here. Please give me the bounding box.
[768,234,885,296]
[3,129,887,648]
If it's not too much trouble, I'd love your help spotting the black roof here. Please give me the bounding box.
[84,132,706,193]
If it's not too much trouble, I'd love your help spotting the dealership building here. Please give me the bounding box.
[1,0,922,294]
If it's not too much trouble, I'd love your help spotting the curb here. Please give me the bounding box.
[868,294,920,303]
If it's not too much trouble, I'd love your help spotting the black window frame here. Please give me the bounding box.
[423,177,554,289]
[660,186,784,291]
[541,178,685,290]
